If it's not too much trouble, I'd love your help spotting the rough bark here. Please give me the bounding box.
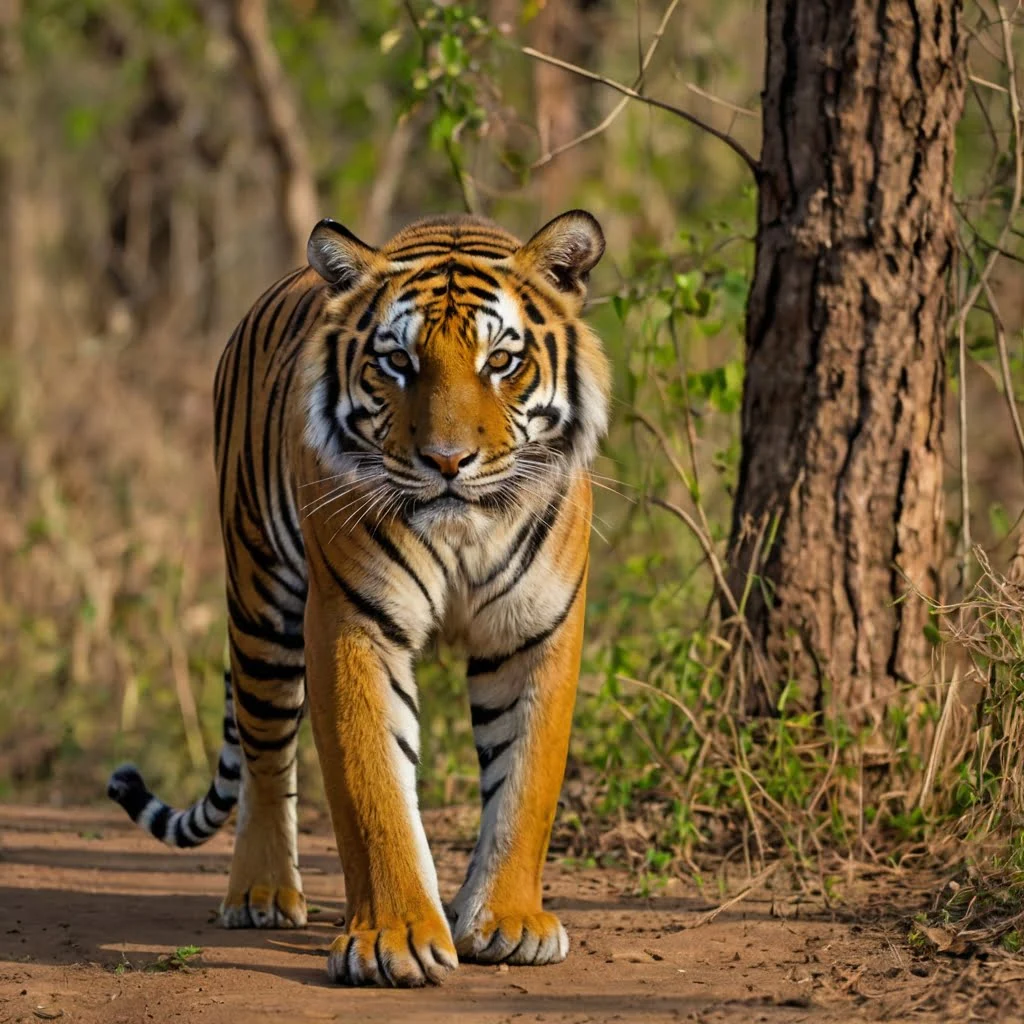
[727,0,965,725]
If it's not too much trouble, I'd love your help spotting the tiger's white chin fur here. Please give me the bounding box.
[405,497,493,541]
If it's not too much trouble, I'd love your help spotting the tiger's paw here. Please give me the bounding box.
[219,884,307,929]
[454,909,569,965]
[327,918,458,987]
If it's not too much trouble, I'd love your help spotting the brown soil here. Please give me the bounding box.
[0,805,1013,1023]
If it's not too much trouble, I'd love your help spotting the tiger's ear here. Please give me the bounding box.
[307,219,380,289]
[516,210,605,304]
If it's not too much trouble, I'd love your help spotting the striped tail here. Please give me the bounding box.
[107,669,242,848]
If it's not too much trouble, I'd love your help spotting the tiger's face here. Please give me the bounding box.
[304,212,610,534]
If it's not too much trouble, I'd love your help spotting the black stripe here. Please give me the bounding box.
[357,282,390,331]
[230,638,305,685]
[322,560,411,647]
[343,936,358,981]
[462,247,509,258]
[240,290,283,519]
[467,563,586,676]
[213,323,243,454]
[394,732,419,767]
[389,672,419,716]
[205,781,235,814]
[543,331,559,392]
[375,930,396,987]
[236,717,299,753]
[477,738,513,770]
[216,268,299,456]
[481,777,506,805]
[216,324,246,474]
[523,299,544,324]
[233,675,305,720]
[261,374,287,560]
[526,403,562,428]
[367,527,437,617]
[217,754,241,782]
[477,490,566,611]
[466,266,499,288]
[190,804,216,835]
[407,925,428,980]
[150,804,172,841]
[476,516,534,588]
[560,323,581,454]
[267,286,319,386]
[228,592,304,650]
[388,244,451,258]
[470,697,519,728]
[259,286,291,353]
[173,814,197,848]
[516,363,542,405]
[249,563,306,614]
[323,328,341,424]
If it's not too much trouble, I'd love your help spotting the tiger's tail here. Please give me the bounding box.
[107,669,242,848]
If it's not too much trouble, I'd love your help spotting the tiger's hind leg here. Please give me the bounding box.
[218,576,308,929]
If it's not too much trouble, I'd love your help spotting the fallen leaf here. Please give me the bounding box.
[920,926,972,956]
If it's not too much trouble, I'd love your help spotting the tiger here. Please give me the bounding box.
[107,209,609,987]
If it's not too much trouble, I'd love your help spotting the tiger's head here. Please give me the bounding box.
[303,211,610,534]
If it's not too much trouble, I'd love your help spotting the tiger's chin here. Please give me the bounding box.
[404,494,493,542]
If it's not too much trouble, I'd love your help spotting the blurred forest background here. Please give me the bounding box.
[2,0,1024,891]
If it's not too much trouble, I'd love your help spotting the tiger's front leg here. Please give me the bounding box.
[304,591,457,987]
[448,563,588,966]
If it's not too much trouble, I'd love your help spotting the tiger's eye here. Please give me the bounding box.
[386,350,411,372]
[487,350,512,372]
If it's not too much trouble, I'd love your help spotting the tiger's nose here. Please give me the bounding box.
[418,447,478,480]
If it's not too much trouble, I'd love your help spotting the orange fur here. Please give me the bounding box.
[108,210,610,988]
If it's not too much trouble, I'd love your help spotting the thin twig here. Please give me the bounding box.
[521,46,760,178]
[956,249,972,590]
[918,665,962,812]
[688,862,780,928]
[980,274,1024,471]
[954,0,1023,326]
[530,0,684,170]
[968,72,1009,94]
[682,81,758,118]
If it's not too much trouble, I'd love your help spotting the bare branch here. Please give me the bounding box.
[683,81,758,118]
[954,0,1023,325]
[969,72,1009,93]
[522,45,761,179]
[980,274,1024,472]
[955,252,972,591]
[530,0,684,171]
[220,0,318,264]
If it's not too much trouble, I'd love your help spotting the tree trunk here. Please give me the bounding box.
[530,0,605,214]
[0,0,28,365]
[221,0,318,264]
[726,0,965,726]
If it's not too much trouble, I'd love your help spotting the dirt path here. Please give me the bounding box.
[0,805,994,1023]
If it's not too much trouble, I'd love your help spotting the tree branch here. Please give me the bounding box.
[521,45,761,179]
[954,0,1023,326]
[529,0,683,171]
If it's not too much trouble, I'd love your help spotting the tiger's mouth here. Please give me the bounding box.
[405,486,496,511]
